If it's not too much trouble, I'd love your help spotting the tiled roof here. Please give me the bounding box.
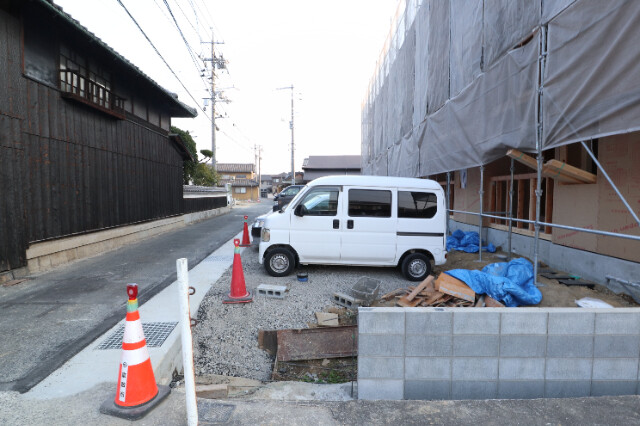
[219,178,258,187]
[216,163,255,173]
[303,155,361,170]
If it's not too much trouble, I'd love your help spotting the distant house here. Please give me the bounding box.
[260,175,273,195]
[302,155,361,182]
[0,0,197,275]
[216,163,259,201]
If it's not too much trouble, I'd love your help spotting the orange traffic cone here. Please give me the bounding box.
[240,215,251,247]
[100,284,170,420]
[223,239,253,304]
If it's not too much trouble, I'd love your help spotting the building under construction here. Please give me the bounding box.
[361,0,640,297]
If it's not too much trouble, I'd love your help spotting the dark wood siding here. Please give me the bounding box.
[0,8,27,271]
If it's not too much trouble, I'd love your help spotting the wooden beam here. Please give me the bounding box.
[517,179,525,229]
[496,181,504,225]
[544,159,597,184]
[545,178,554,234]
[489,182,496,224]
[506,149,582,184]
[529,178,536,231]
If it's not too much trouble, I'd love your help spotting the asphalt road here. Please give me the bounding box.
[0,201,271,393]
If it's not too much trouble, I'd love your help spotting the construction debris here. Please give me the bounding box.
[575,297,613,308]
[435,273,475,303]
[315,312,339,327]
[256,284,288,299]
[332,292,364,309]
[275,326,357,362]
[351,277,381,305]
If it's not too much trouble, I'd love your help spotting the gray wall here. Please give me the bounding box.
[358,307,640,400]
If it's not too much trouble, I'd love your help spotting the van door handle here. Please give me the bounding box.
[347,220,354,229]
[333,219,339,229]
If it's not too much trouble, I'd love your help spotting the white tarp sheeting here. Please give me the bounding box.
[362,0,640,176]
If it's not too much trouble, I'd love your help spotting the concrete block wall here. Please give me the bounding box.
[358,307,640,400]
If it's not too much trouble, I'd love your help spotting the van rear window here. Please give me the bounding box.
[348,189,391,217]
[398,191,437,218]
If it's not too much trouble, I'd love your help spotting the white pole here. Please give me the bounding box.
[177,258,198,426]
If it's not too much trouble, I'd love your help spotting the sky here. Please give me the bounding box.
[53,0,399,176]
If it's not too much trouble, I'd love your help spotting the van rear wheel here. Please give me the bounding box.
[401,253,431,281]
[264,247,295,277]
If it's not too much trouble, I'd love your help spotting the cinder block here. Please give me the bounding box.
[405,357,451,380]
[499,358,545,380]
[594,335,640,358]
[406,311,452,334]
[405,380,451,400]
[453,312,500,335]
[592,358,638,381]
[451,380,498,400]
[500,335,546,357]
[451,358,498,381]
[359,334,404,357]
[548,311,595,335]
[595,313,640,335]
[545,358,592,380]
[547,335,593,358]
[256,284,288,299]
[453,335,499,357]
[358,379,403,400]
[358,308,405,335]
[405,334,452,357]
[498,381,545,399]
[358,357,404,379]
[545,380,591,398]
[500,312,547,335]
[591,380,638,396]
[333,292,363,309]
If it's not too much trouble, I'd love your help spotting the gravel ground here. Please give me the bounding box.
[192,244,415,381]
[192,245,637,382]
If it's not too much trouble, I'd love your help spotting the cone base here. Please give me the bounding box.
[223,290,253,304]
[239,243,252,247]
[100,384,171,421]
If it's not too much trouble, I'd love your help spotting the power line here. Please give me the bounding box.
[114,0,210,120]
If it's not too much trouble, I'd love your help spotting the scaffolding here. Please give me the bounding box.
[361,0,640,291]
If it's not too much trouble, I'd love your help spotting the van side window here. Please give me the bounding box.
[299,188,339,216]
[398,191,437,218]
[348,189,391,217]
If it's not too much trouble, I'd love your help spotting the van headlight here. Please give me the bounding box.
[261,228,270,242]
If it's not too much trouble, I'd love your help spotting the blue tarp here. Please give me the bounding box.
[445,258,542,307]
[447,230,496,253]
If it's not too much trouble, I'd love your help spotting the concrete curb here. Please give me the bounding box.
[25,231,248,400]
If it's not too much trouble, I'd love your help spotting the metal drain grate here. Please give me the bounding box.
[198,401,235,424]
[96,322,178,350]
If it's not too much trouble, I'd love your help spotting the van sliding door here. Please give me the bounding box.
[340,187,397,264]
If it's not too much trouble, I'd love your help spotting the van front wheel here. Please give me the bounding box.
[401,253,431,281]
[264,247,295,277]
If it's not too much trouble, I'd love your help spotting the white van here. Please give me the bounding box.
[258,175,447,281]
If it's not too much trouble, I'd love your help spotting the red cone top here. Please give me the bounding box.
[127,283,138,300]
[234,239,240,247]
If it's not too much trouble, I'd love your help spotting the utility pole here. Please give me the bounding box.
[202,31,225,171]
[253,144,263,200]
[276,85,295,185]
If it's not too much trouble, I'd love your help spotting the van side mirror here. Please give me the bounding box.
[294,204,306,217]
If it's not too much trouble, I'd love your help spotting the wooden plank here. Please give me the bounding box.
[276,326,357,361]
[545,178,553,234]
[517,179,525,229]
[496,181,504,225]
[489,182,496,224]
[485,296,505,308]
[435,273,475,303]
[380,288,407,301]
[528,178,536,231]
[545,159,597,184]
[397,275,435,306]
[422,291,445,306]
[507,149,581,183]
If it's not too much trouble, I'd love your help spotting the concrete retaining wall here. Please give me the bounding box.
[23,206,231,275]
[358,307,640,400]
